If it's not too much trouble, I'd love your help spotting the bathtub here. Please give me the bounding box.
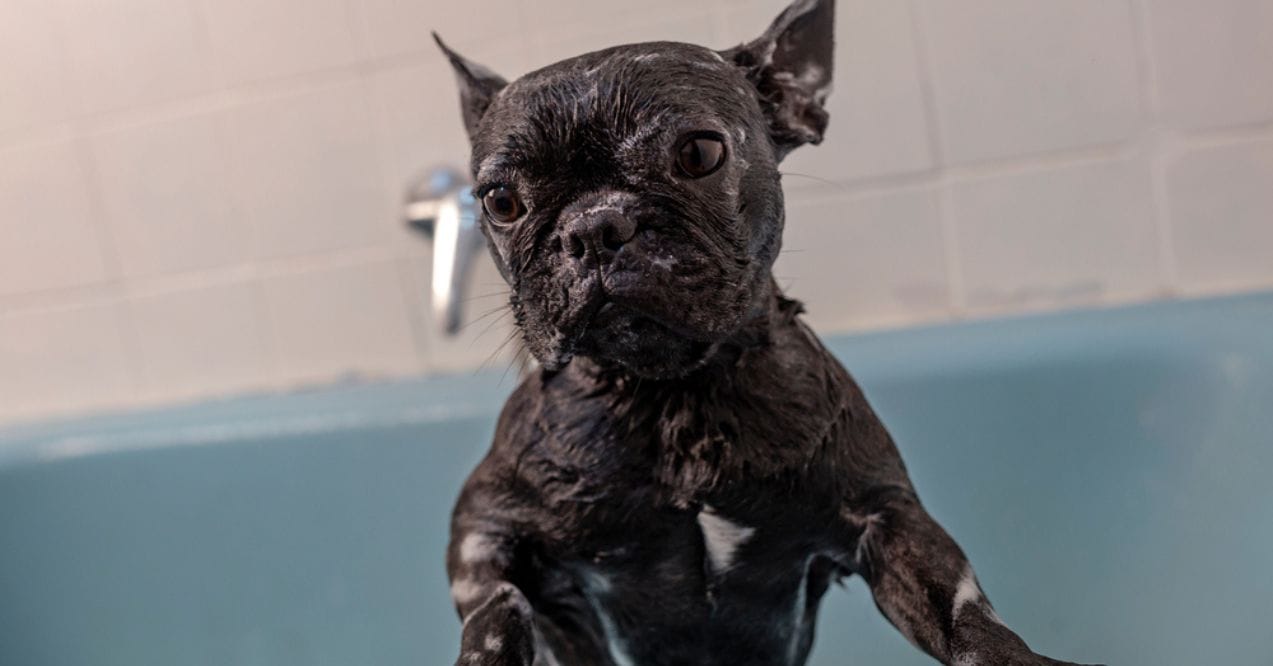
[3,292,1272,666]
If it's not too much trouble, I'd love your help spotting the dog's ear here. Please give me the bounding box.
[433,33,508,140]
[722,0,835,160]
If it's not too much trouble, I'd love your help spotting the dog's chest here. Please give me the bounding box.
[536,485,831,666]
[561,494,784,581]
[519,368,845,663]
[527,455,824,657]
[528,394,836,592]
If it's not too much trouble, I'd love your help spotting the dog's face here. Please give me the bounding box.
[438,0,834,378]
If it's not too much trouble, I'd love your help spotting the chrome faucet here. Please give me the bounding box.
[404,167,489,335]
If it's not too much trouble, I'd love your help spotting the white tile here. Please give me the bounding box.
[200,0,359,86]
[524,0,712,54]
[371,61,473,198]
[398,252,516,375]
[369,61,481,249]
[92,113,250,277]
[1148,0,1273,129]
[0,302,135,423]
[916,0,1141,165]
[0,0,73,133]
[56,0,213,114]
[368,37,534,175]
[0,140,109,297]
[262,259,419,384]
[776,187,949,332]
[127,280,271,401]
[359,0,530,61]
[530,4,722,66]
[724,0,934,184]
[949,158,1160,313]
[225,82,390,260]
[1167,139,1273,293]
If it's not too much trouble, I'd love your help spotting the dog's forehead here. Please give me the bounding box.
[508,42,749,121]
[474,42,754,173]
[522,41,734,84]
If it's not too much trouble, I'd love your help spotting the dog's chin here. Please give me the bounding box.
[545,302,715,380]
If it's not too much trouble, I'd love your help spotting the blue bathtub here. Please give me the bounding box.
[3,293,1272,666]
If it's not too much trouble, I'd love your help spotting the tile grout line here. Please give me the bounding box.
[0,48,451,155]
[1174,119,1273,148]
[1130,0,1180,298]
[0,245,409,318]
[68,122,151,398]
[905,0,964,319]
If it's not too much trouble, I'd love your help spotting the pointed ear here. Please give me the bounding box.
[722,0,835,160]
[433,33,508,140]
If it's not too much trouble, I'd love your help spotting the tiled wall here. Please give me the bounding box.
[2,0,1271,426]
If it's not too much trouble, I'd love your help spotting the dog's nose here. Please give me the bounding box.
[562,210,637,262]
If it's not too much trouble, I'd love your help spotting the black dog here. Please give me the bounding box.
[436,1,1093,664]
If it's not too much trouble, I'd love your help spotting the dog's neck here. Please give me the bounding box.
[555,276,852,499]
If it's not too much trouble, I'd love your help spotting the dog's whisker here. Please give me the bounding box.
[498,352,521,387]
[778,170,843,188]
[460,291,511,305]
[479,328,522,375]
[469,310,513,346]
[460,305,512,334]
[468,302,510,318]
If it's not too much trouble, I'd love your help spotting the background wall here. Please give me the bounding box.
[1,0,1271,426]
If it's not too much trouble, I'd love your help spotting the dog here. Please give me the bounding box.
[435,1,1094,664]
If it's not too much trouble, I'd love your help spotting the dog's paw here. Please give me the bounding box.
[454,583,535,666]
[455,637,529,666]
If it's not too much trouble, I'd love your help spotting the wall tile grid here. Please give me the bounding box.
[1,0,1271,425]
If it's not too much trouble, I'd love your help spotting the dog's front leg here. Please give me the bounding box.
[843,486,1097,666]
[447,489,536,666]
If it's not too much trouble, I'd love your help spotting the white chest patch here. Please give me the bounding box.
[696,505,756,572]
[579,570,635,666]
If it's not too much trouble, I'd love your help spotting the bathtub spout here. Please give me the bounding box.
[404,167,487,336]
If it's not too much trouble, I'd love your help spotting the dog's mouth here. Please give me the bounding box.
[556,274,700,339]
[543,273,716,376]
[577,303,715,377]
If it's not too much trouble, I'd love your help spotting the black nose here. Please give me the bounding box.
[562,209,637,263]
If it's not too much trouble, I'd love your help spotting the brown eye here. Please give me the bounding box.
[675,133,727,178]
[482,186,525,224]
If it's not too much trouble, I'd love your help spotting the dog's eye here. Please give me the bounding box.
[675,133,727,178]
[482,186,525,225]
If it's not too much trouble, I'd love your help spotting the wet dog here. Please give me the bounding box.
[437,1,1094,663]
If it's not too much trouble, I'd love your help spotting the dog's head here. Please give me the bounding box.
[438,0,834,378]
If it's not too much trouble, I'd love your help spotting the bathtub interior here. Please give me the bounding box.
[2,292,1272,666]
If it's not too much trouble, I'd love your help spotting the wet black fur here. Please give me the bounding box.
[436,1,1097,664]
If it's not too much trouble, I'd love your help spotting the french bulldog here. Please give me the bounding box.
[436,1,1096,664]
